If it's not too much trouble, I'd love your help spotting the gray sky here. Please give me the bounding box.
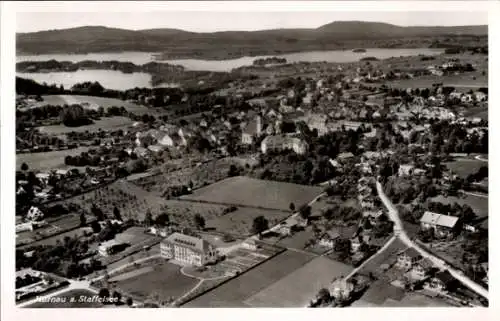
[17,11,488,33]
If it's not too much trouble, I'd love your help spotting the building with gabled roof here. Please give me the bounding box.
[161,232,218,266]
[420,211,459,238]
[395,247,422,270]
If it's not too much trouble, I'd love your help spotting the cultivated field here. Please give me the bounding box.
[16,146,91,171]
[444,159,487,178]
[37,116,133,134]
[429,194,488,218]
[116,261,198,303]
[183,249,315,307]
[205,207,291,236]
[244,256,353,307]
[181,176,323,211]
[26,289,102,308]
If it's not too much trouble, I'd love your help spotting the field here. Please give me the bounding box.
[444,159,487,178]
[356,238,407,277]
[17,214,94,248]
[181,176,323,211]
[205,207,291,236]
[385,73,487,92]
[183,249,315,307]
[429,194,488,218]
[26,289,102,308]
[37,116,133,134]
[37,95,150,114]
[244,256,353,307]
[116,261,198,303]
[16,146,91,171]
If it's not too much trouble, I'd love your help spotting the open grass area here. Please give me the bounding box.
[244,256,353,307]
[183,249,315,307]
[205,207,291,236]
[17,214,94,248]
[37,116,133,134]
[16,146,91,171]
[116,261,198,303]
[38,95,150,114]
[429,194,488,218]
[181,176,323,211]
[444,159,487,178]
[26,289,102,308]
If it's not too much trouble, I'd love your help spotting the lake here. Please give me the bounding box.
[17,48,444,89]
[18,48,444,72]
[16,70,179,91]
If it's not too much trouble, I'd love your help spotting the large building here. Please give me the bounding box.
[261,135,308,155]
[160,233,219,266]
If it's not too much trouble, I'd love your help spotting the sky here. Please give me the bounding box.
[16,4,488,33]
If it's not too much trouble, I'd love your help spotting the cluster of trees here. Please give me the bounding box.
[65,152,102,167]
[16,237,104,278]
[383,176,439,205]
[253,57,287,66]
[425,121,488,155]
[322,204,362,225]
[61,104,93,127]
[15,274,42,289]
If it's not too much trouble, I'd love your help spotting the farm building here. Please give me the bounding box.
[98,239,126,257]
[160,232,219,267]
[420,211,459,238]
[395,248,422,270]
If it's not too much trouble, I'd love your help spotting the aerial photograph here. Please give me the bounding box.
[13,6,488,308]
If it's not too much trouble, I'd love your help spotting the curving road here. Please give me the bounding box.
[376,180,488,300]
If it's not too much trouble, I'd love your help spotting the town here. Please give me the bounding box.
[14,20,488,308]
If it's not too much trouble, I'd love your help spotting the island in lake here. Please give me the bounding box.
[252,57,287,66]
[360,56,379,61]
[352,48,367,53]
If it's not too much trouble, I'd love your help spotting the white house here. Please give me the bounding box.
[261,135,308,155]
[26,206,44,221]
[160,232,219,267]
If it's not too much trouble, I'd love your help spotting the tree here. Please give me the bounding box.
[113,206,122,221]
[79,213,87,227]
[155,213,170,227]
[98,288,110,300]
[317,288,331,303]
[21,162,29,171]
[90,220,101,233]
[299,205,312,220]
[144,210,153,226]
[194,214,206,230]
[126,297,133,307]
[91,204,105,221]
[228,164,240,177]
[112,290,122,304]
[289,202,296,212]
[252,216,269,237]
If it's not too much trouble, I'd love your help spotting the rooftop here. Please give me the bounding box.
[420,211,459,228]
[163,232,214,253]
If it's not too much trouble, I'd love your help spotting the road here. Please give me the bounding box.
[376,180,488,300]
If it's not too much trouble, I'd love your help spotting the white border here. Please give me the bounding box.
[1,2,498,321]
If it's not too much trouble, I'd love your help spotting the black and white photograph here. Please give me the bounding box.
[1,0,496,316]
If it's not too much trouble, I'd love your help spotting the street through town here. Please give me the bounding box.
[376,180,489,300]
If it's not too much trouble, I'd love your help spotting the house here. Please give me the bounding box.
[16,222,34,233]
[242,239,259,251]
[351,235,364,253]
[360,198,375,210]
[241,115,263,145]
[409,258,433,281]
[160,232,219,266]
[98,239,124,257]
[133,147,149,158]
[336,152,355,161]
[424,270,456,293]
[474,91,487,102]
[318,230,341,248]
[420,211,459,238]
[148,144,166,153]
[398,164,414,176]
[261,135,308,155]
[35,173,50,186]
[26,206,44,221]
[395,248,422,270]
[480,262,488,285]
[329,278,354,301]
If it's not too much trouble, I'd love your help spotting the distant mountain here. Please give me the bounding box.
[17,21,487,58]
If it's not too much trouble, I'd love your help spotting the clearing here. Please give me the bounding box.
[205,207,291,237]
[181,176,323,211]
[429,194,488,218]
[244,256,353,307]
[183,249,315,307]
[115,261,198,303]
[37,95,150,114]
[444,159,487,178]
[17,146,91,171]
[37,116,133,134]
